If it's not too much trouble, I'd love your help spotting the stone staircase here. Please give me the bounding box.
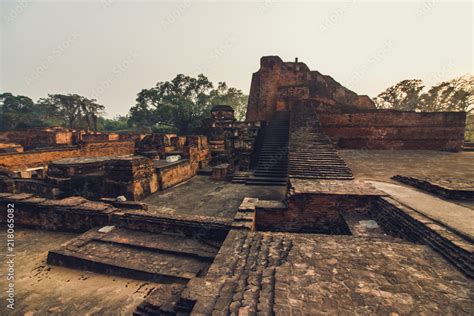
[245,111,289,186]
[288,103,353,180]
[463,141,474,152]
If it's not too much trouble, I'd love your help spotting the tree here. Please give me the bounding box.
[373,79,424,111]
[97,115,130,132]
[374,76,474,113]
[0,93,34,130]
[128,74,248,134]
[0,93,54,130]
[39,94,105,130]
[419,76,473,112]
[208,82,248,120]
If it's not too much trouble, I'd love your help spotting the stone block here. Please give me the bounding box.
[212,164,230,181]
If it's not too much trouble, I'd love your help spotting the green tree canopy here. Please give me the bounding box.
[0,92,58,130]
[374,76,474,113]
[97,115,130,132]
[38,94,105,130]
[0,93,35,130]
[128,74,248,134]
[374,79,425,111]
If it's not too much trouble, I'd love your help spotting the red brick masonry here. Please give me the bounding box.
[318,110,466,151]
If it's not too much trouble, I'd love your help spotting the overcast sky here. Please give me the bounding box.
[1,0,472,117]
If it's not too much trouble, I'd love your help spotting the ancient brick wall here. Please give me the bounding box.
[246,56,375,122]
[0,193,231,238]
[0,127,73,149]
[0,143,23,153]
[317,110,466,151]
[0,141,135,171]
[0,194,115,232]
[0,148,82,170]
[256,194,373,234]
[157,160,199,190]
[81,132,120,142]
[80,140,135,156]
[103,156,158,201]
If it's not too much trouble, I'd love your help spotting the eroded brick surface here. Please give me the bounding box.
[47,227,220,283]
[246,56,374,122]
[274,234,473,315]
[176,231,473,315]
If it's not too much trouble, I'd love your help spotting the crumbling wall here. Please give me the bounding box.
[157,160,199,190]
[103,157,158,201]
[0,194,115,232]
[81,132,120,142]
[81,141,135,156]
[0,127,73,149]
[256,194,373,234]
[317,110,466,151]
[0,143,23,153]
[0,141,135,171]
[246,56,375,122]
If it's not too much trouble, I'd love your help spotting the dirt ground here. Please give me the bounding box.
[0,228,159,315]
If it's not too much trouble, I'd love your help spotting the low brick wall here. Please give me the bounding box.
[157,160,199,191]
[0,147,81,170]
[0,193,231,239]
[0,141,135,171]
[112,209,231,241]
[0,128,73,149]
[256,194,374,234]
[0,178,60,198]
[81,141,134,156]
[317,110,466,151]
[103,157,159,201]
[0,194,115,232]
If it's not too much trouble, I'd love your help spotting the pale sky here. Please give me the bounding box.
[1,0,472,117]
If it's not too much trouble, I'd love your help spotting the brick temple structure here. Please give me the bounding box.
[0,56,472,315]
[247,56,466,151]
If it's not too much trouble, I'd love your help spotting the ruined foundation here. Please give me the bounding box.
[0,56,472,315]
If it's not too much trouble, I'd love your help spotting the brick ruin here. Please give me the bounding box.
[0,56,473,315]
[247,56,466,151]
[0,128,210,200]
[203,104,262,172]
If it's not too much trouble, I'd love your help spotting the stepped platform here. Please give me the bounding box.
[463,141,474,152]
[288,102,353,180]
[248,111,289,186]
[48,227,221,283]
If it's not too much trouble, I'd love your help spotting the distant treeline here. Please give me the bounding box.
[0,74,247,135]
[1,74,472,137]
[373,75,473,113]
